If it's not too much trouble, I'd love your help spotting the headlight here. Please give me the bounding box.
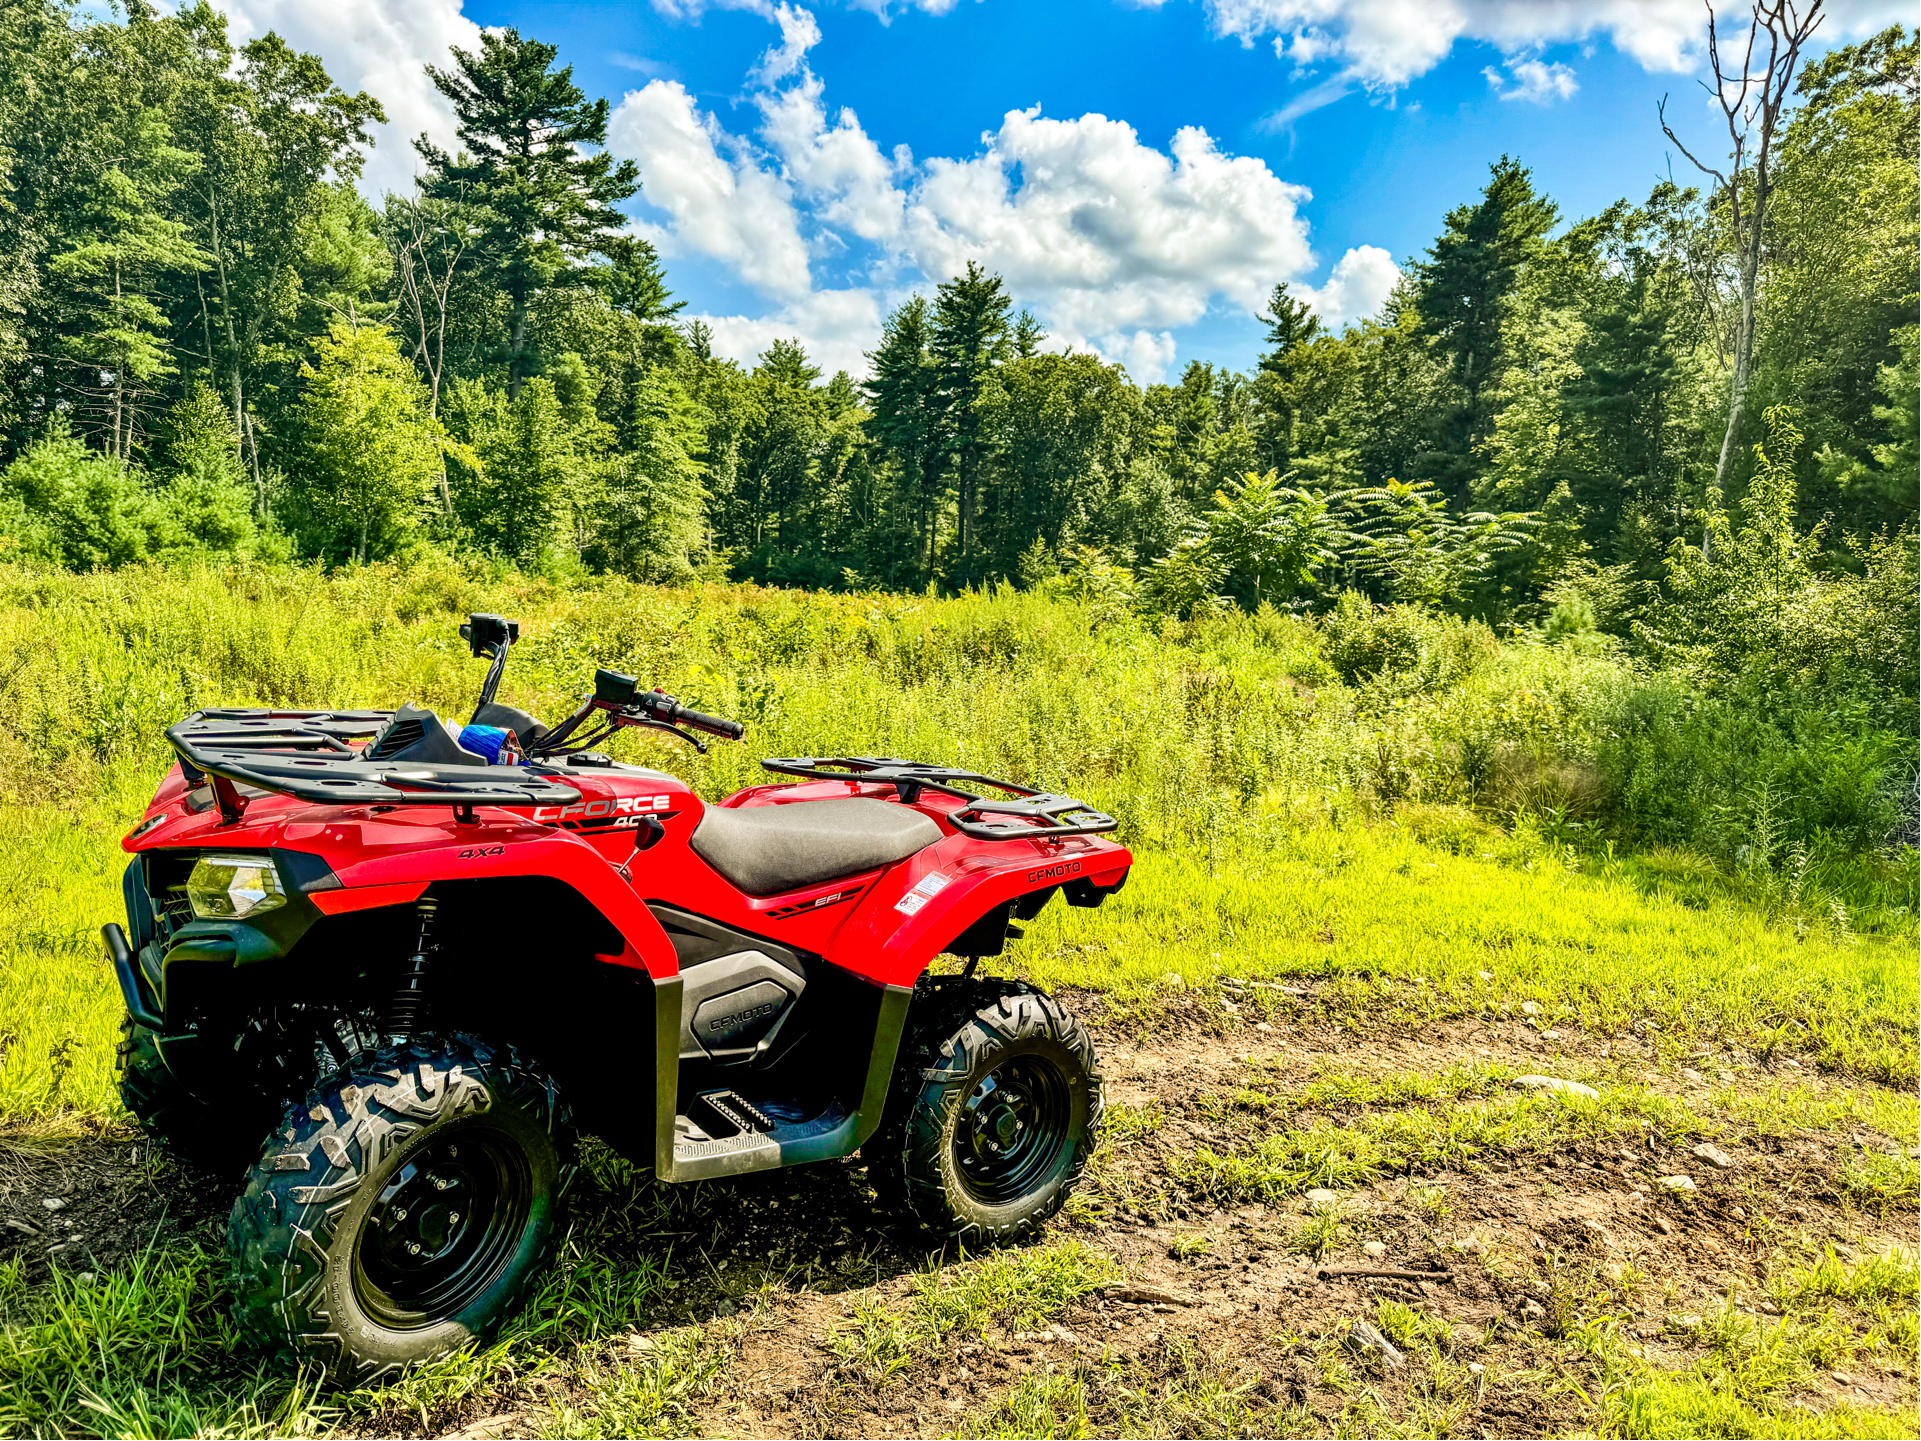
[186,854,287,920]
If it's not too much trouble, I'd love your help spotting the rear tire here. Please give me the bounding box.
[227,1036,574,1387]
[867,989,1101,1245]
[117,1015,275,1172]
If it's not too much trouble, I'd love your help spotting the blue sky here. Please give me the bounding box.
[213,0,1907,381]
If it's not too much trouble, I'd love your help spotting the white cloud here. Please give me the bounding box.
[690,288,884,376]
[1205,0,1913,89]
[755,73,907,245]
[1299,245,1398,326]
[609,55,1337,378]
[750,2,822,85]
[1089,330,1179,384]
[900,108,1315,353]
[211,0,480,197]
[1484,57,1579,104]
[607,80,813,299]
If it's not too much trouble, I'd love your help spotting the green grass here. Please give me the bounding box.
[1182,1063,1920,1209]
[832,1240,1121,1382]
[1596,1247,1921,1439]
[957,1334,1296,1441]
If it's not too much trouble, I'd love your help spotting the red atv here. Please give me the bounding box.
[102,614,1130,1383]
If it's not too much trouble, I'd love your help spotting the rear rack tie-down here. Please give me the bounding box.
[759,757,1119,841]
[166,709,583,821]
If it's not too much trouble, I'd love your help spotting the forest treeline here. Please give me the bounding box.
[0,5,1913,701]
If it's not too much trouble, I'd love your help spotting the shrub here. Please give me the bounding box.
[1318,590,1498,692]
[0,422,165,568]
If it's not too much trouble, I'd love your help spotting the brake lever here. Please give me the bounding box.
[624,713,708,754]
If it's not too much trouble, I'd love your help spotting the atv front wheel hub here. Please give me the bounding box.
[353,1131,531,1329]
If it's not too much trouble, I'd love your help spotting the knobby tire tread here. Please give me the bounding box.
[226,1034,575,1387]
[866,980,1100,1246]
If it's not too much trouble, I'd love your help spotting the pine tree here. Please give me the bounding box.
[864,296,942,583]
[593,368,704,581]
[1415,156,1558,492]
[1252,281,1321,472]
[469,378,580,562]
[415,29,639,398]
[929,261,1012,581]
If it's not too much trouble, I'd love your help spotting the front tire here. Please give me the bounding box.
[227,1036,574,1386]
[869,989,1101,1245]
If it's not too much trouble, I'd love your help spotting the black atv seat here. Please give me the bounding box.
[690,797,942,896]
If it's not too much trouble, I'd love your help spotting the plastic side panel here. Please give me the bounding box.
[309,882,428,916]
[652,974,683,1180]
[825,835,1132,987]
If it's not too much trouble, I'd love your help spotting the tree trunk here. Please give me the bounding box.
[507,284,527,400]
[1708,240,1762,560]
[208,208,258,513]
[112,259,124,461]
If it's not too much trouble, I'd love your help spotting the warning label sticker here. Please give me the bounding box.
[893,871,951,915]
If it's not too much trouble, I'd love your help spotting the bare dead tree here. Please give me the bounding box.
[1660,0,1824,555]
[390,192,473,513]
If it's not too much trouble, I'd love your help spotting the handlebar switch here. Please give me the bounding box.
[594,669,639,706]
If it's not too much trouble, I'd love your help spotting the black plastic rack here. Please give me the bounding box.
[759,756,1119,840]
[167,709,583,823]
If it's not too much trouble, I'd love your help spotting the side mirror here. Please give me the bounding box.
[466,613,519,658]
[594,668,639,706]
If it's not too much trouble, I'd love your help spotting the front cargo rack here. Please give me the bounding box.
[167,709,583,823]
[759,757,1119,841]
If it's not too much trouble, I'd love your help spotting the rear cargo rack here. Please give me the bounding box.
[168,709,582,823]
[758,757,1119,840]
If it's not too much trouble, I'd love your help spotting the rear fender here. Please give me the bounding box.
[824,835,1131,987]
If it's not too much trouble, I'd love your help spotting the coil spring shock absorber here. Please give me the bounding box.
[387,893,439,1038]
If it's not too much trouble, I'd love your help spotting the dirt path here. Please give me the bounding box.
[2,993,1913,1438]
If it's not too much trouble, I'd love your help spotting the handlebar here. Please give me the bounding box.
[631,689,745,741]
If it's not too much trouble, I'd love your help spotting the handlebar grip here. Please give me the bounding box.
[677,708,744,740]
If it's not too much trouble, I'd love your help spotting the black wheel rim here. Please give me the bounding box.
[954,1055,1071,1206]
[352,1128,532,1330]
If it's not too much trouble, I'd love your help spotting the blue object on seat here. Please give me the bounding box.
[458,724,511,764]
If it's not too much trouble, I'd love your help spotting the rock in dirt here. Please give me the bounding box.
[1691,1143,1734,1170]
[1831,1372,1855,1386]
[446,1414,525,1441]
[1362,1241,1387,1259]
[1519,1001,1542,1017]
[1520,1299,1546,1324]
[40,1198,65,1212]
[1103,1284,1198,1308]
[1679,1067,1706,1086]
[1653,1214,1675,1235]
[1513,1074,1599,1100]
[1303,1188,1340,1210]
[1659,1174,1696,1193]
[1345,1319,1405,1371]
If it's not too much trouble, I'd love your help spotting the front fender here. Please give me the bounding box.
[293,817,680,977]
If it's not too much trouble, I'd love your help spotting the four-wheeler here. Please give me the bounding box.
[103,614,1131,1383]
